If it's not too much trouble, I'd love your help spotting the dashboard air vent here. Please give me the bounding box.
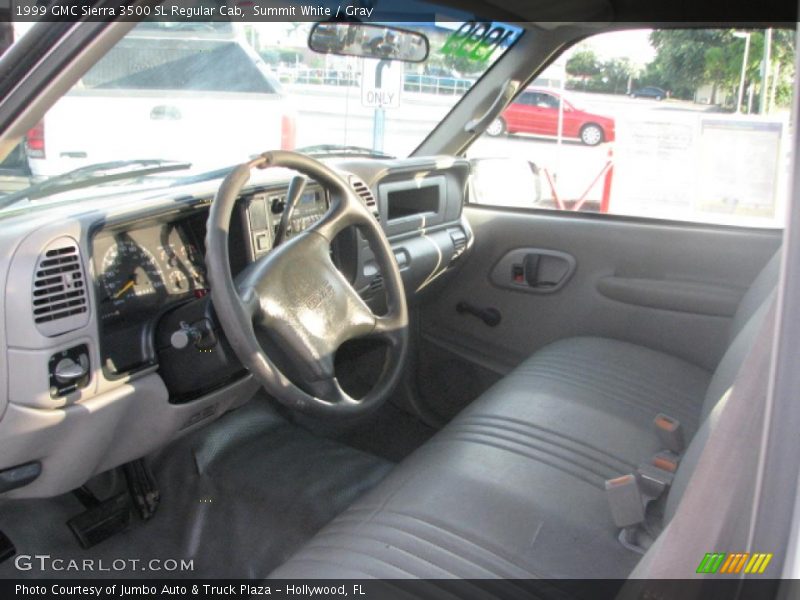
[350,176,379,221]
[32,239,89,337]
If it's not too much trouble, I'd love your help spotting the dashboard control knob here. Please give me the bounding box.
[170,325,202,350]
[54,355,89,384]
[271,197,285,214]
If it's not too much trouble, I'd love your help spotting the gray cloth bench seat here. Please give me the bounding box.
[269,252,779,580]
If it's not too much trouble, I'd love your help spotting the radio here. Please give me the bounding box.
[243,186,328,261]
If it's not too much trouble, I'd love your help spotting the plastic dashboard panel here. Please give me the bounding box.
[0,155,473,498]
[337,156,474,303]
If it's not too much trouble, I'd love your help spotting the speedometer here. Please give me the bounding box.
[98,240,165,318]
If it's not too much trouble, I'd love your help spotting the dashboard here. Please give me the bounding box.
[0,156,472,499]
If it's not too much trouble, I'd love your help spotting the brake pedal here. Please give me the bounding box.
[67,490,132,549]
[123,458,160,521]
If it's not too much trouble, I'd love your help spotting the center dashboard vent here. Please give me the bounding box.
[32,239,89,337]
[349,176,379,221]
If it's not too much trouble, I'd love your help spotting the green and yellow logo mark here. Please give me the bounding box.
[696,552,773,574]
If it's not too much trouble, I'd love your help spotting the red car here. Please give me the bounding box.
[486,88,615,146]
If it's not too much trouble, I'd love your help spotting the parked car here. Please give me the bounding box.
[486,87,615,145]
[630,85,667,100]
[0,142,30,196]
[23,24,295,179]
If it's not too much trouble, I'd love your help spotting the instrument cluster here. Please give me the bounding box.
[95,224,207,322]
[91,182,333,376]
[92,220,209,374]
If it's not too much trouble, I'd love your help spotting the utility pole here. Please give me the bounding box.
[733,31,751,114]
[760,28,772,114]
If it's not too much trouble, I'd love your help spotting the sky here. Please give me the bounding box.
[579,29,656,66]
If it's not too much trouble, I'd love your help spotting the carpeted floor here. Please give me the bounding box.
[0,398,394,579]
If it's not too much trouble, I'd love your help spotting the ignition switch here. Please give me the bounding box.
[170,319,216,350]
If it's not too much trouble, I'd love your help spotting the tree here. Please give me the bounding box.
[602,57,635,94]
[566,49,600,90]
[647,29,728,99]
[645,28,795,108]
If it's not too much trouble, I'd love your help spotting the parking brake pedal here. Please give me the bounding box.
[67,489,132,549]
[123,458,160,521]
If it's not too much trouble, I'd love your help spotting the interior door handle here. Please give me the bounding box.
[524,253,542,286]
[494,248,576,294]
[521,253,561,288]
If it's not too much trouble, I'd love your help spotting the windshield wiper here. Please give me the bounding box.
[297,144,394,159]
[0,159,192,210]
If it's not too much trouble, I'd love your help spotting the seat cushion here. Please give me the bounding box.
[270,337,711,579]
[453,337,712,478]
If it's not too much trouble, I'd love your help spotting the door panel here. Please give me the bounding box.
[419,207,781,386]
[504,92,531,132]
[503,103,526,132]
[530,92,560,135]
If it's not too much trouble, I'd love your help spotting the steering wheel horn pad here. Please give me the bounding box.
[205,151,409,417]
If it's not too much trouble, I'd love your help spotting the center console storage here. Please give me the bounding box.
[338,158,473,301]
[379,171,464,238]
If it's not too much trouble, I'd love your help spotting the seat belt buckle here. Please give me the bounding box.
[605,474,646,528]
[654,413,685,454]
[651,450,680,473]
[637,462,675,498]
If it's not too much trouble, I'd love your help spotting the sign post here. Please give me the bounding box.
[361,58,402,152]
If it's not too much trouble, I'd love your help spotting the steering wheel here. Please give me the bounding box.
[205,151,408,418]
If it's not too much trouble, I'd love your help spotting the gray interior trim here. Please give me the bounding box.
[596,277,743,317]
[421,206,781,372]
[755,28,800,577]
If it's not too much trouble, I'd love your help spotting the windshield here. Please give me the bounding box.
[0,19,521,208]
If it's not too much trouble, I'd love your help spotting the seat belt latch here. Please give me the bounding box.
[605,474,645,528]
[637,462,675,498]
[651,450,679,473]
[606,474,650,555]
[654,413,684,454]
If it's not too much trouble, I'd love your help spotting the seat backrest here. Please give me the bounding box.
[624,252,780,580]
[701,292,776,420]
[729,250,781,342]
[674,294,773,519]
[668,248,780,518]
[698,250,780,420]
[630,297,775,579]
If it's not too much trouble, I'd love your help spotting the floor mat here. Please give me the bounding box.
[0,397,393,579]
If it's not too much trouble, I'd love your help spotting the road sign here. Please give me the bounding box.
[361,58,402,109]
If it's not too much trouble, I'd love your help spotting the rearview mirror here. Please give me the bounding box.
[308,22,429,63]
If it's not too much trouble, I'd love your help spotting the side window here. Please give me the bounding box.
[468,28,795,228]
[518,92,536,105]
[535,92,559,109]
